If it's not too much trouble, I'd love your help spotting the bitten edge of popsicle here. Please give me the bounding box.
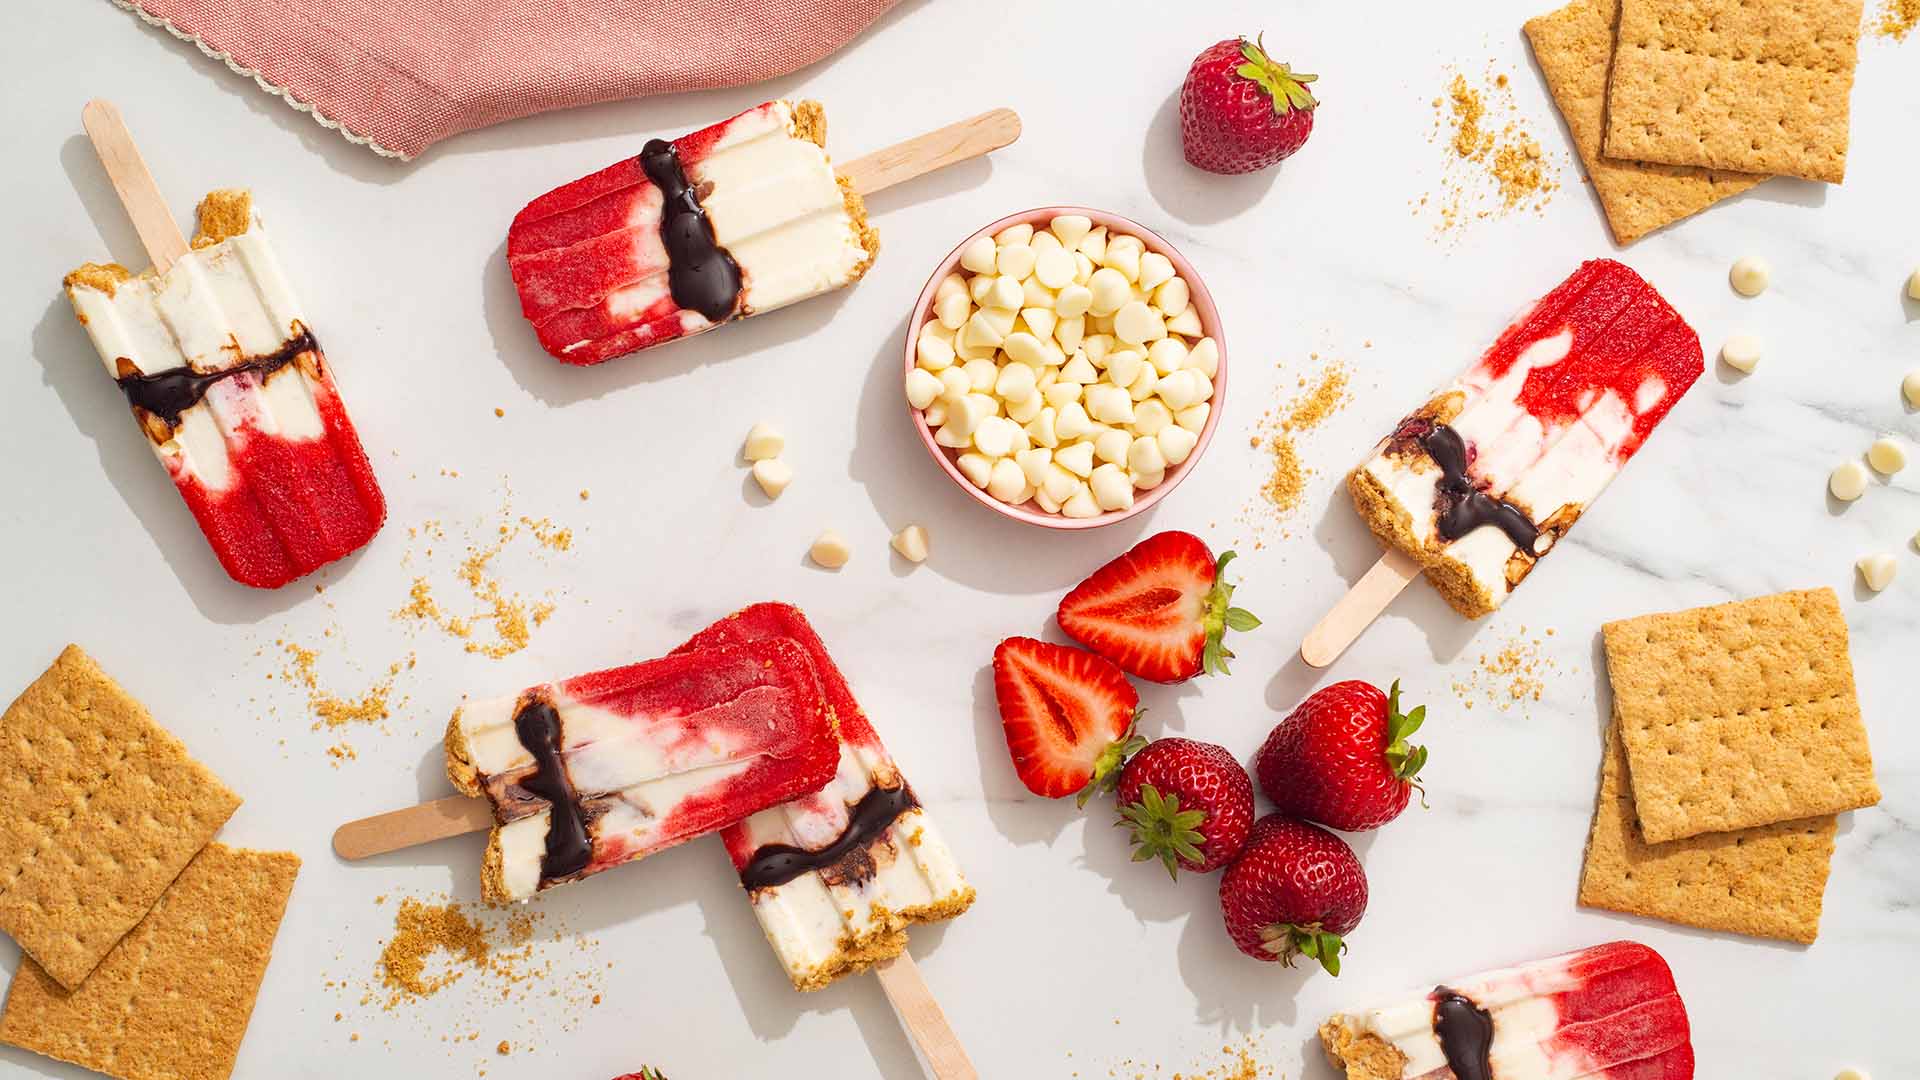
[1316,1016,1409,1080]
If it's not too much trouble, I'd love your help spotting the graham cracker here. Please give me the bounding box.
[1524,0,1767,244]
[0,645,241,989]
[1602,0,1862,182]
[0,843,299,1080]
[1580,721,1834,943]
[1602,588,1878,843]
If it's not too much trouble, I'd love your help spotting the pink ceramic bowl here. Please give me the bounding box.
[904,206,1227,529]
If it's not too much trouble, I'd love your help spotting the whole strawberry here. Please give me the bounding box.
[1179,34,1319,174]
[1115,738,1255,877]
[1255,680,1428,832]
[1218,815,1366,974]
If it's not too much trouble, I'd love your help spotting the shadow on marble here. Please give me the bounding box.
[1140,90,1280,226]
[30,291,318,625]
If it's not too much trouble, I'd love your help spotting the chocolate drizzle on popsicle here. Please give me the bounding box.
[638,138,743,323]
[1431,986,1495,1080]
[116,325,319,427]
[511,694,592,882]
[740,782,919,890]
[1412,420,1541,553]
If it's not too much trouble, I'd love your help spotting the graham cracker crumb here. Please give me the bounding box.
[1239,359,1352,545]
[1104,1032,1273,1079]
[1416,66,1561,235]
[392,481,573,659]
[62,261,132,297]
[1450,625,1566,713]
[191,189,253,248]
[1874,0,1919,38]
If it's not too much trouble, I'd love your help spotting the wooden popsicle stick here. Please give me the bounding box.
[332,794,494,859]
[839,108,1021,197]
[1300,549,1424,668]
[80,99,190,274]
[874,952,978,1080]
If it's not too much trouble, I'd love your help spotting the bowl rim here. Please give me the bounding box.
[902,205,1227,530]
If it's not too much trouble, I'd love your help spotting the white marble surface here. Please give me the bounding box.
[2,2,1916,1077]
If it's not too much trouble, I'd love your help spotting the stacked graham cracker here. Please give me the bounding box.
[1525,0,1863,243]
[0,645,298,1080]
[1580,588,1881,943]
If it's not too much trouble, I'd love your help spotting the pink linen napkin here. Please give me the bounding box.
[113,0,900,160]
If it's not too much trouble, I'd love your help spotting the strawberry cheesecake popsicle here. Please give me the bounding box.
[1319,941,1694,1079]
[444,639,839,902]
[1348,259,1702,617]
[64,190,385,588]
[679,604,974,991]
[508,99,879,365]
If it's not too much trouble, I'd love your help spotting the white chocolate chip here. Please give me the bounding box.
[952,393,997,435]
[1041,464,1079,505]
[1186,337,1220,378]
[1147,338,1189,377]
[1908,270,1920,301]
[959,235,997,274]
[1084,383,1136,425]
[890,525,929,563]
[1055,402,1096,441]
[961,311,1005,350]
[1015,446,1053,487]
[955,452,993,488]
[934,291,970,331]
[922,400,946,428]
[934,272,967,303]
[1033,248,1076,289]
[1102,235,1144,282]
[984,276,1024,311]
[934,422,972,448]
[1082,334,1114,365]
[1088,268,1131,317]
[1730,255,1771,297]
[1054,284,1094,319]
[1156,369,1201,410]
[1129,467,1165,491]
[1033,488,1062,514]
[1834,1069,1871,1080]
[1020,308,1058,343]
[809,531,851,569]
[1093,428,1131,465]
[987,458,1026,502]
[1062,485,1101,518]
[1829,461,1870,501]
[750,458,792,499]
[906,368,944,410]
[937,367,970,404]
[1114,301,1165,345]
[1132,399,1173,437]
[1026,406,1061,447]
[1127,435,1166,475]
[1030,230,1062,255]
[1157,424,1199,465]
[1868,436,1908,475]
[1077,226,1107,263]
[742,422,785,461]
[1174,402,1210,433]
[996,243,1036,282]
[1719,333,1762,373]
[1000,335,1046,373]
[1042,382,1080,411]
[1104,349,1144,389]
[1856,553,1897,592]
[1055,440,1096,478]
[973,416,1018,458]
[1089,463,1134,511]
[1049,215,1093,248]
[1152,277,1190,319]
[1905,368,1920,407]
[962,358,998,393]
[1054,314,1085,354]
[1137,252,1175,291]
[1126,364,1159,403]
[1166,306,1204,337]
[1021,278,1054,310]
[994,223,1033,247]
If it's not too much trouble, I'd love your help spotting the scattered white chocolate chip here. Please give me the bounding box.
[890,525,929,563]
[809,531,851,569]
[742,422,785,462]
[1867,436,1908,475]
[1829,461,1870,501]
[1856,553,1897,592]
[1719,333,1762,373]
[750,459,792,499]
[1908,269,1920,301]
[1729,255,1771,297]
[1904,368,1920,408]
[1834,1069,1871,1080]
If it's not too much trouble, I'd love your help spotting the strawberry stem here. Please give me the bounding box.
[1077,711,1148,809]
[1259,920,1346,976]
[1117,781,1211,880]
[1382,680,1429,786]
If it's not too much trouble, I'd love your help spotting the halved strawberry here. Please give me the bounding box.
[992,637,1144,805]
[1057,531,1260,684]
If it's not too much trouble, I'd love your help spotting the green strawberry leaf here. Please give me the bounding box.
[1382,680,1430,786]
[1234,34,1320,116]
[1116,780,1211,880]
[1200,550,1258,677]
